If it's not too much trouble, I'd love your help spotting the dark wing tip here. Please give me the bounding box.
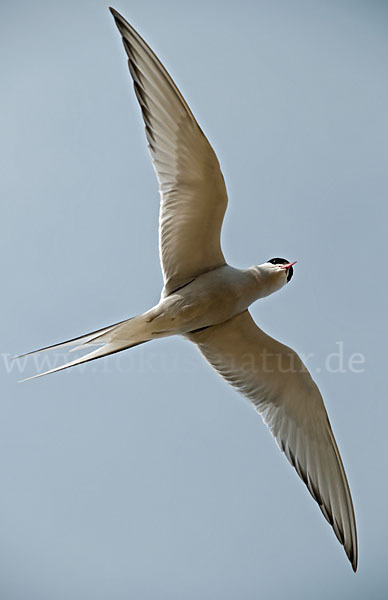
[109,7,128,27]
[109,7,123,27]
[282,442,358,573]
[349,545,358,572]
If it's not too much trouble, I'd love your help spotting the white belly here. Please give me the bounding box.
[143,265,261,336]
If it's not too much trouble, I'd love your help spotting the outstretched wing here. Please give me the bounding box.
[187,310,358,571]
[110,8,228,295]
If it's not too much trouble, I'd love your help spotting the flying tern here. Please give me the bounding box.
[19,7,358,571]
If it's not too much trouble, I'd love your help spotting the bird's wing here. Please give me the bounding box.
[110,8,228,295]
[187,310,358,571]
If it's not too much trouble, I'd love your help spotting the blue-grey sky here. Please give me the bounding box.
[1,0,388,598]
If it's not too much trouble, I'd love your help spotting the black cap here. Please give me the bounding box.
[267,257,294,283]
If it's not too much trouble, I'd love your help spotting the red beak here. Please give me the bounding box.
[280,261,297,269]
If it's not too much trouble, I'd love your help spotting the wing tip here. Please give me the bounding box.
[348,544,358,573]
[109,7,123,23]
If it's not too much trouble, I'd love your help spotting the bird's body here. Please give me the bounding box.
[19,7,358,571]
[146,264,286,336]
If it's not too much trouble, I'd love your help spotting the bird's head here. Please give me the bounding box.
[266,257,296,283]
[253,258,296,296]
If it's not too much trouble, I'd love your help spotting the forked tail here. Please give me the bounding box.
[17,314,152,381]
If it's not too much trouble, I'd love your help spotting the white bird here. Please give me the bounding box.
[19,7,358,571]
